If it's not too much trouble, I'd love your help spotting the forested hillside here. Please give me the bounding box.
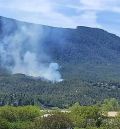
[0,16,120,107]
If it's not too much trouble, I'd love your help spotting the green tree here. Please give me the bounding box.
[101,98,120,112]
[69,103,102,128]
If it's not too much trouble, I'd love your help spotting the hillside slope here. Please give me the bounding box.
[0,16,120,107]
[1,16,120,81]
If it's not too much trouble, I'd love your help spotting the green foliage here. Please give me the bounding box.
[8,121,32,129]
[0,118,9,129]
[101,117,120,129]
[0,104,119,129]
[101,98,120,112]
[0,106,42,129]
[34,112,73,129]
[0,106,41,122]
[69,103,102,128]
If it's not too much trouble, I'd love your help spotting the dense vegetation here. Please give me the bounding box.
[0,98,120,129]
[0,73,120,108]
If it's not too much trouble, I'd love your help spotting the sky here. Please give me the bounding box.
[0,0,120,36]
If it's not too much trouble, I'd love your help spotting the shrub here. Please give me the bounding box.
[0,106,41,122]
[34,112,73,129]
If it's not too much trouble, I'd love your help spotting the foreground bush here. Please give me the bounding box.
[0,106,41,129]
[69,103,102,128]
[0,106,41,122]
[0,104,120,129]
[34,112,73,129]
[0,118,9,129]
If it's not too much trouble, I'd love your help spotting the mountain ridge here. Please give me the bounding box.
[0,15,118,37]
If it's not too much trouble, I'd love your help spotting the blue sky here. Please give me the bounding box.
[0,0,120,36]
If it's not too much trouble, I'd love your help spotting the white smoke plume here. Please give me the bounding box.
[0,18,63,82]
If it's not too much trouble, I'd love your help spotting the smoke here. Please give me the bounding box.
[0,18,63,82]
